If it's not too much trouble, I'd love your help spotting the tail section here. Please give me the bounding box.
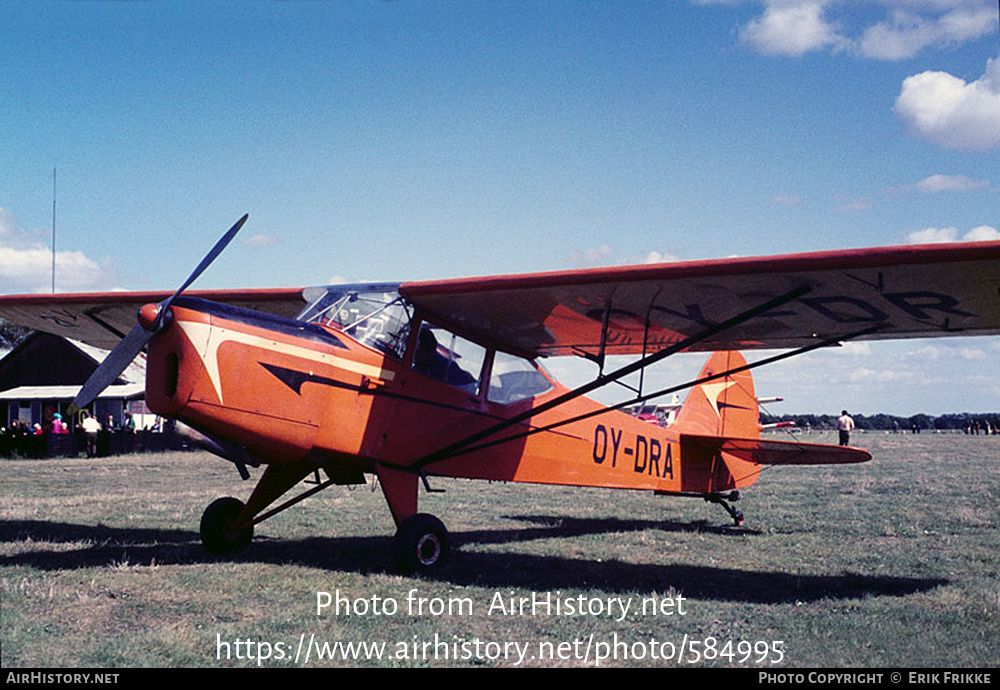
[674,350,872,497]
[674,350,759,439]
[674,351,761,494]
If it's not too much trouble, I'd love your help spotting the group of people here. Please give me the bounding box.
[964,420,998,435]
[836,410,998,443]
[2,411,139,458]
[80,412,137,456]
[5,413,70,437]
[6,412,137,436]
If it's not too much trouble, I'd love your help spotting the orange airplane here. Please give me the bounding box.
[2,215,998,572]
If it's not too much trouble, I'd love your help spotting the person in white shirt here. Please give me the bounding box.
[81,413,102,456]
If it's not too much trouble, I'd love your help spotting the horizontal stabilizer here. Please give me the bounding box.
[682,434,872,466]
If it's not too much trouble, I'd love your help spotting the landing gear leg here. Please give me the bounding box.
[198,461,341,556]
[705,491,744,526]
[378,464,450,573]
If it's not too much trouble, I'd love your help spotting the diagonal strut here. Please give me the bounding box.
[411,284,813,471]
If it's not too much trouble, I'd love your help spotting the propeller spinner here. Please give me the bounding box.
[73,214,249,410]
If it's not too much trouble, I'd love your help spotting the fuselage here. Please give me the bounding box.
[144,293,759,496]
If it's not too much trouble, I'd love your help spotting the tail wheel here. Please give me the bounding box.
[200,497,253,554]
[393,513,450,573]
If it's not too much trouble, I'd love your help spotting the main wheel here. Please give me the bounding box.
[200,497,253,554]
[393,513,450,573]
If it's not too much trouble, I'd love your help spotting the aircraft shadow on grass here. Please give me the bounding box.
[0,518,946,604]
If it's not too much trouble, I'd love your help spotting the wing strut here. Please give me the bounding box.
[572,301,611,370]
[411,284,813,471]
[85,311,130,340]
[417,324,881,466]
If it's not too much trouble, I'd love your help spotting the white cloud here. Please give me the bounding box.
[895,54,1000,151]
[636,250,681,264]
[906,224,1000,243]
[570,245,614,267]
[956,347,987,360]
[569,245,683,268]
[914,173,991,193]
[0,207,115,293]
[963,225,1000,241]
[848,366,918,383]
[914,343,987,361]
[243,233,279,248]
[774,194,802,206]
[907,226,960,243]
[740,1,845,56]
[835,197,874,212]
[857,5,996,59]
[731,1,995,60]
[0,207,37,250]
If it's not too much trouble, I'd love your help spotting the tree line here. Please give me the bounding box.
[760,412,999,432]
[0,320,30,350]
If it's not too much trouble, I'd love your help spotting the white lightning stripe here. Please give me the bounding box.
[176,321,395,404]
[700,380,736,418]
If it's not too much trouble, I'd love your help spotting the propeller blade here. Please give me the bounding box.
[163,213,248,313]
[74,323,154,409]
[74,214,249,408]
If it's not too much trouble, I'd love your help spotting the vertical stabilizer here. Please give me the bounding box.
[674,351,759,440]
[674,351,762,496]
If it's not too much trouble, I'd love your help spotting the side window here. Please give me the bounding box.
[488,352,553,405]
[412,325,485,394]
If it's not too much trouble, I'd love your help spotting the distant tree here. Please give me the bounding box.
[0,319,30,350]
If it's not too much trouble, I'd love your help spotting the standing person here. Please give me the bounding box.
[81,412,101,457]
[837,410,855,447]
[122,412,137,453]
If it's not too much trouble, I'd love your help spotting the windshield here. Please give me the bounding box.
[488,350,553,404]
[298,284,412,358]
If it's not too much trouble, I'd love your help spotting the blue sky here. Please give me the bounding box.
[2,1,998,414]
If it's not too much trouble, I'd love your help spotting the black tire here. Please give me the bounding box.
[393,513,450,573]
[200,497,253,554]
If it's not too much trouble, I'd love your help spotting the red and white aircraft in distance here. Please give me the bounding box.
[2,215,998,572]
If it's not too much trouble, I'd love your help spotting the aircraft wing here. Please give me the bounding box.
[0,288,306,350]
[401,241,1000,357]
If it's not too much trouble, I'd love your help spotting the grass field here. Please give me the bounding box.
[1,432,996,668]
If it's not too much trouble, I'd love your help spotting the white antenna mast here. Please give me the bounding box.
[51,167,57,293]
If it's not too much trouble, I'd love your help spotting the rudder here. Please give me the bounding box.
[674,351,759,439]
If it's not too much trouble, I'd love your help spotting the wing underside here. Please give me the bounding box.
[3,242,998,358]
[0,288,306,350]
[401,241,1000,357]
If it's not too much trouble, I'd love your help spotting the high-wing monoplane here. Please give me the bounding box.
[2,216,998,572]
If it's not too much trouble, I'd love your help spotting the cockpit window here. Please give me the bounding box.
[488,351,553,404]
[298,284,411,359]
[413,324,485,394]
